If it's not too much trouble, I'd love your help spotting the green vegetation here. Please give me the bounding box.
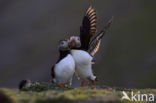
[0,82,155,103]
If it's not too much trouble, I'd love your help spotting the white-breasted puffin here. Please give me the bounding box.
[51,40,75,87]
[68,6,113,87]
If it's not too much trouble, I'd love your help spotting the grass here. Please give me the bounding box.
[0,82,156,103]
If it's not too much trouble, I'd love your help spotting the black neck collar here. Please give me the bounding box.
[71,47,87,51]
[56,50,70,63]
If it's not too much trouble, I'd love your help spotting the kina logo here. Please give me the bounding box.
[121,91,154,102]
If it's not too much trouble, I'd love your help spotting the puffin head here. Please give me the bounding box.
[59,40,70,51]
[68,36,81,49]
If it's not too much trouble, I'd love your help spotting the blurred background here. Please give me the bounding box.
[0,0,156,88]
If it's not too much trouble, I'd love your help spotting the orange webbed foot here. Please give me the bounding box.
[81,81,84,88]
[92,81,95,86]
[58,83,65,87]
[91,62,95,64]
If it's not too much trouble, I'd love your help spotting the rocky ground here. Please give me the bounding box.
[0,82,155,103]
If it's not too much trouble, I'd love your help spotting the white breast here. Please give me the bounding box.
[54,54,75,84]
[71,50,95,81]
[71,50,92,64]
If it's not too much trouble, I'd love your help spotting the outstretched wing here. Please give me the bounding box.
[88,17,113,57]
[80,6,97,50]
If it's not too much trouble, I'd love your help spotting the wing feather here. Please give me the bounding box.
[80,6,97,50]
[88,17,113,56]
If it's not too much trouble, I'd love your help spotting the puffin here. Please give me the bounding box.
[68,6,113,87]
[51,40,75,87]
[18,79,31,90]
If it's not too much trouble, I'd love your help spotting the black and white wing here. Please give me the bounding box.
[88,17,113,57]
[80,6,97,50]
[88,31,104,57]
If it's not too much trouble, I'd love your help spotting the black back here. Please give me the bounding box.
[80,16,90,50]
[51,65,55,80]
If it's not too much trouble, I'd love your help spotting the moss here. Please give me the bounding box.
[0,82,155,103]
[21,82,72,92]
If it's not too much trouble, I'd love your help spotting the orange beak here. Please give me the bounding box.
[69,36,75,48]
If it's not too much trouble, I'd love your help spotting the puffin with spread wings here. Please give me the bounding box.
[68,6,113,87]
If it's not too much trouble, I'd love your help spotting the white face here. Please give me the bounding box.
[69,36,81,48]
[59,40,69,50]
